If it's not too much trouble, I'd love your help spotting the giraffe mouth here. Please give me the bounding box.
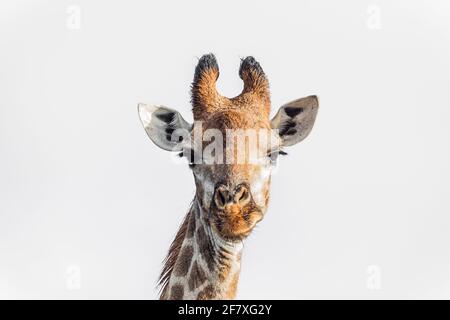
[210,205,263,241]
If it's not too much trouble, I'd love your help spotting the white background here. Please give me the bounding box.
[1,0,450,299]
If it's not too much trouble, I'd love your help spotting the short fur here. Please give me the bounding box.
[138,54,319,300]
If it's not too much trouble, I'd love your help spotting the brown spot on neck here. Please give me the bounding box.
[196,224,216,272]
[186,213,196,238]
[188,260,207,291]
[169,284,184,300]
[173,245,193,277]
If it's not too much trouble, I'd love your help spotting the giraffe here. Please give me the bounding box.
[138,54,319,299]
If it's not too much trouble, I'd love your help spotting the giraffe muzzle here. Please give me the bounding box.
[213,184,251,209]
[211,183,263,240]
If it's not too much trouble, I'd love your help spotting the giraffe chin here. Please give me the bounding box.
[211,205,263,241]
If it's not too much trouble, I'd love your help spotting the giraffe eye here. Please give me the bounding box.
[178,149,197,168]
[267,150,287,163]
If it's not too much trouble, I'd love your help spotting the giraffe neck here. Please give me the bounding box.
[160,199,244,300]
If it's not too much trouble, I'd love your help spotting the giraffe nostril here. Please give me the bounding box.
[218,192,226,205]
[234,185,250,205]
[214,186,229,209]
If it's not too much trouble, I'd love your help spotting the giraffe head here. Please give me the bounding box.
[138,54,318,242]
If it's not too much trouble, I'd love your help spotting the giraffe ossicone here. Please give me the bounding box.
[138,54,319,300]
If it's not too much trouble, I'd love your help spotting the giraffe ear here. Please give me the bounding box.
[138,103,192,151]
[271,95,319,146]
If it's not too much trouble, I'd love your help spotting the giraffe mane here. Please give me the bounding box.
[157,204,193,298]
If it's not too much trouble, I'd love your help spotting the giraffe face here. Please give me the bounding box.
[138,54,319,241]
[189,112,279,240]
